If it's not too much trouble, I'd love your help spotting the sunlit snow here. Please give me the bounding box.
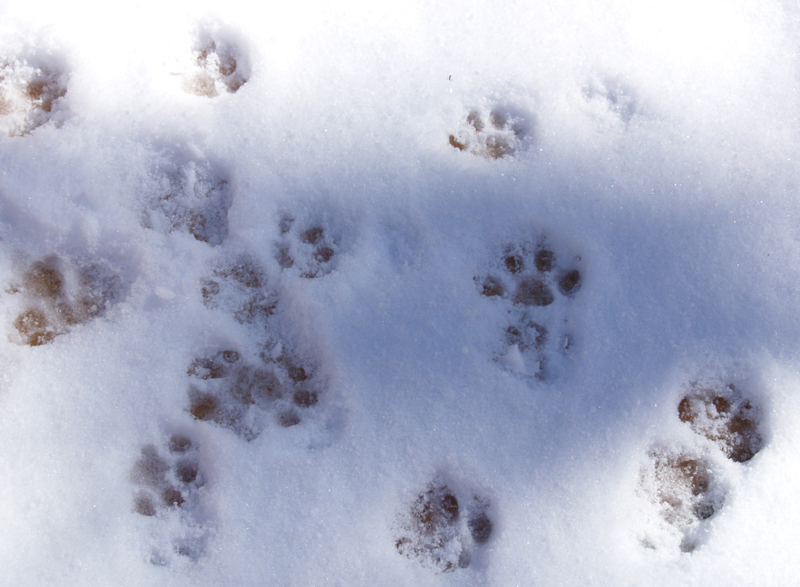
[1,0,800,585]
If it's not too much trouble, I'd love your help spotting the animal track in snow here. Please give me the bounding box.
[8,254,123,346]
[638,378,764,552]
[142,153,232,246]
[394,478,492,573]
[583,74,638,126]
[638,446,724,553]
[193,255,325,440]
[186,346,320,440]
[179,24,249,97]
[477,238,582,380]
[448,106,526,159]
[0,52,68,136]
[201,255,277,327]
[678,381,763,463]
[274,213,341,278]
[130,433,210,565]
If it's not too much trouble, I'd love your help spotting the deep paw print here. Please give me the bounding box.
[678,382,763,463]
[130,433,209,564]
[201,255,277,326]
[142,153,232,246]
[477,239,582,380]
[180,24,248,97]
[394,479,493,573]
[448,107,526,159]
[0,52,68,136]
[8,255,123,346]
[186,347,321,440]
[274,214,340,278]
[639,447,724,552]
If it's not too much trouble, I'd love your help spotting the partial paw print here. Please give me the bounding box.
[394,478,493,573]
[130,433,210,565]
[0,52,68,136]
[142,152,232,246]
[477,239,582,380]
[638,447,724,552]
[638,379,764,552]
[186,347,321,440]
[8,254,123,346]
[678,381,763,463]
[583,74,639,128]
[201,255,277,327]
[274,213,340,279]
[448,106,527,159]
[179,23,249,97]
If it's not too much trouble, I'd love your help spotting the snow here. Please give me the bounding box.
[1,0,800,584]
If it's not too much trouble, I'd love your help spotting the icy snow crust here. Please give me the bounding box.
[1,0,800,584]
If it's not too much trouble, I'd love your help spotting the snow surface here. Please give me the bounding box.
[1,0,800,584]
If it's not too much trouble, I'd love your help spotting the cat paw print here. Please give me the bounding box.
[179,24,249,97]
[639,379,764,552]
[274,213,340,278]
[186,346,321,440]
[448,106,527,159]
[394,478,493,573]
[142,151,232,246]
[201,255,277,327]
[0,52,68,136]
[678,381,763,463]
[477,239,582,380]
[638,447,724,552]
[8,255,123,346]
[130,433,210,565]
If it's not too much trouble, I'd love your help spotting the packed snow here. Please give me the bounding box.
[1,0,800,585]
